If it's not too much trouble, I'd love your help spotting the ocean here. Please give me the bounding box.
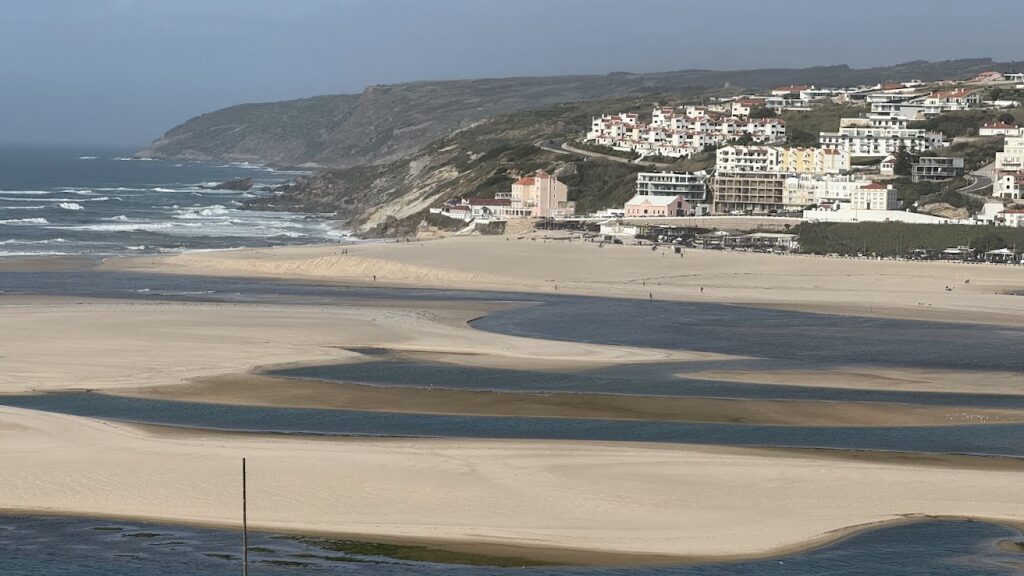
[0,146,349,257]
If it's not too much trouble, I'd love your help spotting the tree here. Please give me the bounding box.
[998,112,1017,125]
[748,106,777,119]
[893,144,915,176]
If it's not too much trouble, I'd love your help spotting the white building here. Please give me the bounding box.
[850,182,898,211]
[880,155,897,176]
[783,175,877,209]
[996,134,1024,176]
[716,146,780,173]
[820,118,945,157]
[980,122,1022,137]
[995,173,1024,200]
[586,106,786,159]
[923,88,981,112]
[1001,210,1024,228]
[636,171,708,202]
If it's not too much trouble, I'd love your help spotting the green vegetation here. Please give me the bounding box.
[921,137,1005,171]
[890,177,970,208]
[297,538,557,567]
[909,108,1024,137]
[559,160,643,214]
[780,104,869,146]
[794,222,1024,256]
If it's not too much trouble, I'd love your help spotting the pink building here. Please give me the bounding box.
[623,194,692,217]
[509,171,576,218]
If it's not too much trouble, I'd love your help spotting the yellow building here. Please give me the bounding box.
[777,147,850,175]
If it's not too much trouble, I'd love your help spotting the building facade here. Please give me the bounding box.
[711,172,786,214]
[819,118,945,157]
[849,182,898,211]
[635,171,709,202]
[996,134,1024,176]
[996,173,1024,200]
[510,171,575,218]
[623,194,692,218]
[911,157,965,182]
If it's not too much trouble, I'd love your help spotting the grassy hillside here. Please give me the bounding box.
[780,104,870,146]
[141,59,1023,168]
[795,222,1024,256]
[247,94,684,235]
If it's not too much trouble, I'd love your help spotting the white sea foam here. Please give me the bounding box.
[106,215,130,221]
[58,202,85,211]
[0,218,50,225]
[78,156,98,160]
[0,190,52,196]
[1,205,47,210]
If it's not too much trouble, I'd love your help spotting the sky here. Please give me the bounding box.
[2,0,1023,147]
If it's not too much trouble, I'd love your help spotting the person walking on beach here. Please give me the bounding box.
[700,286,704,294]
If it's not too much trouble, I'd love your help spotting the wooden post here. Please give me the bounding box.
[242,457,248,576]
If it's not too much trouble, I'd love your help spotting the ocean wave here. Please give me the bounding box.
[78,156,98,160]
[113,156,156,161]
[173,205,233,219]
[0,250,71,257]
[0,217,50,225]
[1,205,47,210]
[0,190,52,196]
[106,215,130,221]
[58,202,85,211]
[151,187,179,193]
[0,238,66,246]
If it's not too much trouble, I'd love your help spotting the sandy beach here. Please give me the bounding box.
[106,232,1024,326]
[1,236,1022,564]
[1,406,1022,563]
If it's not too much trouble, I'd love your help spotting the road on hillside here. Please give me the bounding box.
[536,139,673,167]
[958,162,994,200]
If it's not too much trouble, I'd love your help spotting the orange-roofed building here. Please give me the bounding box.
[510,171,575,218]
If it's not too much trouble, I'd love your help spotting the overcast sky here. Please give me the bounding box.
[3,0,1023,147]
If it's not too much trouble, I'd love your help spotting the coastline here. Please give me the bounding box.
[2,407,1023,565]
[1,243,1023,566]
[101,233,1024,327]
[0,507,1019,567]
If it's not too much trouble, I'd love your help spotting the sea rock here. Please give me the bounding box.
[206,178,254,191]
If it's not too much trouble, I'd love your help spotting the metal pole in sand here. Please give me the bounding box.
[242,457,248,576]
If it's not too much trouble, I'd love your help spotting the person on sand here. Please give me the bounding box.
[700,286,704,294]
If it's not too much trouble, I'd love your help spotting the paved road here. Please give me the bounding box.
[537,139,673,167]
[957,162,995,202]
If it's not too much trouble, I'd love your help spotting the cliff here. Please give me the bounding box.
[140,59,1022,169]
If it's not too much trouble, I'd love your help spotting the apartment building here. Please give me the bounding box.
[783,175,875,209]
[996,134,1024,175]
[819,118,945,157]
[635,171,709,202]
[586,106,786,159]
[911,157,965,182]
[711,172,787,214]
[509,171,576,218]
[717,146,850,174]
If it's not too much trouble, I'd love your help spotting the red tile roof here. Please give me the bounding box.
[860,182,890,190]
[514,177,535,186]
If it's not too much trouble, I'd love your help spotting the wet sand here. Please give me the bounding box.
[114,372,1024,427]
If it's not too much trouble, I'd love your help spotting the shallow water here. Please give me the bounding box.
[274,360,1024,408]
[0,516,1021,575]
[4,393,1024,457]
